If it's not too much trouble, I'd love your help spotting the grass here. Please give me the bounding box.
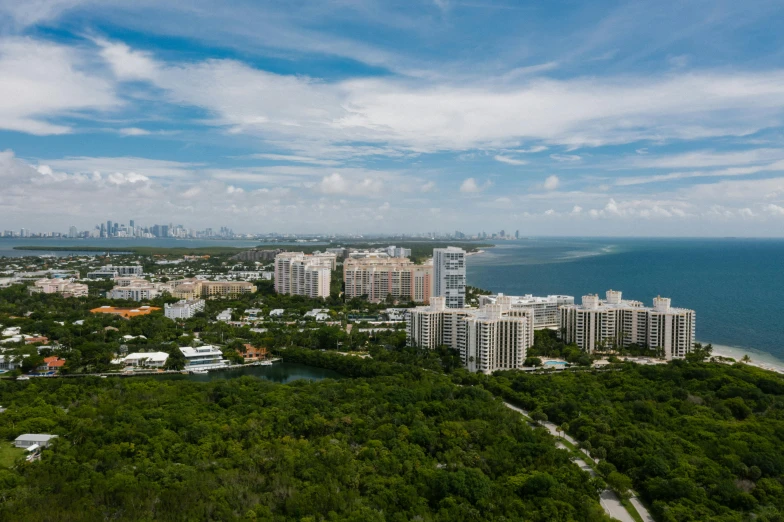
[0,442,25,468]
[620,497,645,522]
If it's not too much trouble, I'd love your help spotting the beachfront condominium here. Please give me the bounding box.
[479,294,574,329]
[432,247,466,308]
[343,257,432,303]
[406,297,535,374]
[559,290,695,359]
[274,252,334,299]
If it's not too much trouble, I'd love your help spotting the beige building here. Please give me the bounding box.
[29,278,88,298]
[168,278,256,298]
[406,296,535,374]
[559,290,695,359]
[343,257,432,303]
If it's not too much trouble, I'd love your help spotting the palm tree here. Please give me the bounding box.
[741,354,751,363]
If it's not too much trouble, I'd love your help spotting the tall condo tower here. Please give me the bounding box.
[432,247,466,308]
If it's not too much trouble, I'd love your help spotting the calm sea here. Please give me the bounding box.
[468,238,784,363]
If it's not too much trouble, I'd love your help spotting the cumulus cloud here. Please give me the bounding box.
[319,172,383,196]
[543,175,560,190]
[460,178,492,193]
[765,204,784,216]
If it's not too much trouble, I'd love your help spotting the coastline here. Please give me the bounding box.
[708,343,784,375]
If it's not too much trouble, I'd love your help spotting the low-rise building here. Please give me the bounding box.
[14,434,58,449]
[107,279,172,300]
[87,265,143,278]
[90,305,160,319]
[164,299,205,320]
[29,278,88,298]
[179,345,228,370]
[119,351,169,368]
[37,356,65,374]
[240,344,268,363]
[217,309,233,322]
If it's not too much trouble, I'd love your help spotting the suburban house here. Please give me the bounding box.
[119,352,169,369]
[14,434,58,448]
[37,356,66,374]
[240,344,268,363]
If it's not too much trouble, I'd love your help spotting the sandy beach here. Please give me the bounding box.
[708,343,784,375]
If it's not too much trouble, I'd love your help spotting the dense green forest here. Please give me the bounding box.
[453,361,784,521]
[0,367,608,521]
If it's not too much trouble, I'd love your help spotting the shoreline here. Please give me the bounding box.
[707,343,784,375]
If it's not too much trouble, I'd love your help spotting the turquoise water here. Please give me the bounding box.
[152,362,343,383]
[468,238,784,362]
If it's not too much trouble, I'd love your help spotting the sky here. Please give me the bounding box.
[2,0,784,236]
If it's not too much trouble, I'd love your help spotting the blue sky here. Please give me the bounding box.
[2,0,784,236]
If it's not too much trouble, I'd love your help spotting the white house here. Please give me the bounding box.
[120,352,169,368]
[179,345,227,370]
[14,434,58,448]
[269,309,284,317]
[216,309,233,322]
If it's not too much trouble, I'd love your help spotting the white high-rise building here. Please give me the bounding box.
[432,247,466,308]
[274,252,332,299]
[479,294,574,329]
[559,290,695,360]
[406,296,534,374]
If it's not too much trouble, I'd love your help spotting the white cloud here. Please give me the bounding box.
[243,154,339,166]
[118,127,151,136]
[0,38,118,135]
[543,175,560,190]
[460,178,479,193]
[494,155,528,166]
[94,39,784,155]
[765,204,784,216]
[37,156,199,179]
[571,205,582,214]
[550,153,582,162]
[459,177,493,193]
[421,181,436,192]
[319,172,383,196]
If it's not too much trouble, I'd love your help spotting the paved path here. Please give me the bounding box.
[503,401,644,522]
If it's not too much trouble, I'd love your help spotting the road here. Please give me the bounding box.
[504,401,652,522]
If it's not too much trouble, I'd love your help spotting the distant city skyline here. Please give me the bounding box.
[2,2,784,236]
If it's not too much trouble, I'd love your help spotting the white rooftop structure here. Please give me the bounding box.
[120,351,169,368]
[14,434,58,448]
[179,345,227,370]
[270,309,285,317]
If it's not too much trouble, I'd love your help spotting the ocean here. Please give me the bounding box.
[468,238,784,368]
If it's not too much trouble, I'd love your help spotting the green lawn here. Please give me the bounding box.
[0,443,25,468]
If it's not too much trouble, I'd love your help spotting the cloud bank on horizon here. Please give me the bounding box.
[2,0,784,235]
